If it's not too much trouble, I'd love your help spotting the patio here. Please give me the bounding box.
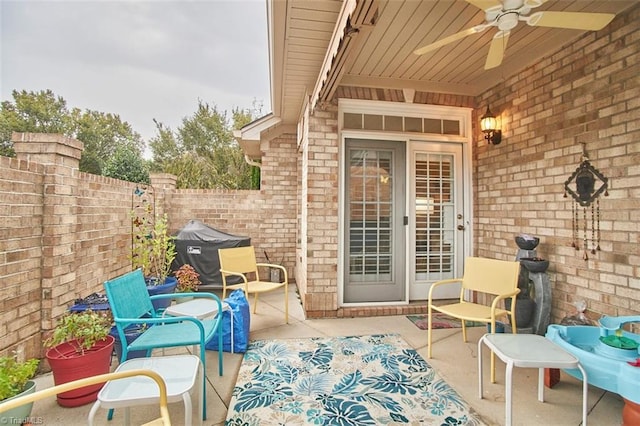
[28,285,623,425]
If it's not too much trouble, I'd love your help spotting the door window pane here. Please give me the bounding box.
[348,149,393,281]
[415,153,455,281]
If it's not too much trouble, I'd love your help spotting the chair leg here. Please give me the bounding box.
[427,305,433,358]
[461,321,468,342]
[199,344,207,421]
[253,293,259,314]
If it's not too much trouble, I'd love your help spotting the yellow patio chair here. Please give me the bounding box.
[427,256,520,381]
[219,246,289,324]
[0,369,171,425]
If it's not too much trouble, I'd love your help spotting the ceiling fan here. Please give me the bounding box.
[413,0,615,70]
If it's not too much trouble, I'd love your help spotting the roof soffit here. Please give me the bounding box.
[271,0,637,121]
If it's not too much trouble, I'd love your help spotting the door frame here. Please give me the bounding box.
[337,99,474,307]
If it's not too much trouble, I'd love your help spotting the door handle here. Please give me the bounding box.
[457,224,465,231]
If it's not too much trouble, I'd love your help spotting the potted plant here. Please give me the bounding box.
[0,352,39,424]
[44,310,114,407]
[174,264,202,294]
[131,208,178,310]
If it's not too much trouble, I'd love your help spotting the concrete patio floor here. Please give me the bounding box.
[30,285,624,425]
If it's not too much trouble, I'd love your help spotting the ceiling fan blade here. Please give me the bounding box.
[528,11,615,31]
[485,31,510,70]
[414,25,488,56]
[466,0,501,11]
[524,0,549,8]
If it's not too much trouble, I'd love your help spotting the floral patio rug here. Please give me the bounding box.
[225,334,486,425]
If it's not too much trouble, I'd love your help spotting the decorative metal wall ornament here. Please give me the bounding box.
[563,144,608,260]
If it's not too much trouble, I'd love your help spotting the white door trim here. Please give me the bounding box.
[337,99,474,307]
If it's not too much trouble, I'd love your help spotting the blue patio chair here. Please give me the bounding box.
[104,268,223,420]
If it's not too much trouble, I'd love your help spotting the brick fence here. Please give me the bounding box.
[0,132,297,361]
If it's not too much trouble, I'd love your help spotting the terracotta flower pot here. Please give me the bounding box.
[45,335,114,407]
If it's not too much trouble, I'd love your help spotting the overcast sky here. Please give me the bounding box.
[0,0,271,142]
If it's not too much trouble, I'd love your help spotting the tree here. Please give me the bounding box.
[102,145,150,184]
[0,89,72,156]
[148,119,180,166]
[0,90,144,176]
[71,109,143,175]
[149,100,260,189]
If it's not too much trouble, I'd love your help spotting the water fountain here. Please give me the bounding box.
[546,316,640,424]
[508,235,551,335]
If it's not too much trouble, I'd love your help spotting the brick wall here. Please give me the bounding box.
[0,131,299,361]
[300,108,340,317]
[165,133,298,268]
[0,134,140,361]
[0,154,44,362]
[474,5,640,322]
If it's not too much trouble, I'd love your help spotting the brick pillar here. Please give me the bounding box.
[12,132,83,332]
[150,173,177,191]
[150,173,177,227]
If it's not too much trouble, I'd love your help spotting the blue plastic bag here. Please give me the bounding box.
[206,289,250,353]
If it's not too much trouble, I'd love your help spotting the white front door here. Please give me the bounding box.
[409,141,466,300]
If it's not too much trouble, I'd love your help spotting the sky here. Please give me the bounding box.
[0,0,271,142]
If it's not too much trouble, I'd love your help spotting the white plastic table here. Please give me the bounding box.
[87,355,202,426]
[478,333,588,426]
[164,298,234,353]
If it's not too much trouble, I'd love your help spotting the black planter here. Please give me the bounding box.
[146,276,178,311]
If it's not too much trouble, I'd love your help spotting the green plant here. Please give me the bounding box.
[174,264,202,292]
[0,352,39,401]
[45,310,111,356]
[130,206,177,284]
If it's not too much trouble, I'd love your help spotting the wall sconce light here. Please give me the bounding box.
[480,106,502,145]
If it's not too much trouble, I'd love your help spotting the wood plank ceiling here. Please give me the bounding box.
[273,0,637,124]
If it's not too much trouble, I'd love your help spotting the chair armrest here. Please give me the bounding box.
[427,278,463,299]
[115,314,213,342]
[219,269,248,282]
[116,313,212,328]
[491,289,521,309]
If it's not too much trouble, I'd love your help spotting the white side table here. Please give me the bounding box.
[164,298,234,353]
[478,333,588,426]
[87,355,203,426]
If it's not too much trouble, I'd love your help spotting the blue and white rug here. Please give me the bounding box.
[226,334,486,425]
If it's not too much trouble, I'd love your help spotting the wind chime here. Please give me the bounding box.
[563,144,608,260]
